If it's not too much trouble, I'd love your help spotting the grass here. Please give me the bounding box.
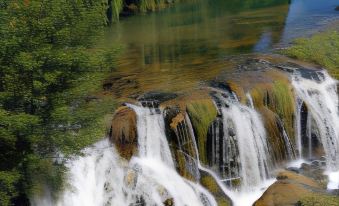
[283,31,339,79]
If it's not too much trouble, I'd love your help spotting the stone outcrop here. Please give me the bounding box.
[254,170,338,206]
[110,106,138,160]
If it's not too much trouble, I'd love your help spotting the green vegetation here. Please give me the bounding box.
[250,80,295,160]
[200,174,231,206]
[297,193,339,206]
[186,99,217,165]
[0,0,118,204]
[107,0,176,22]
[283,31,339,79]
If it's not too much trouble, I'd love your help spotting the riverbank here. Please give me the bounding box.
[282,20,339,79]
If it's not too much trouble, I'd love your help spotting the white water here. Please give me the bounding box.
[33,70,339,206]
[221,102,271,190]
[295,97,303,159]
[292,71,339,171]
[127,104,174,168]
[33,105,218,206]
[325,170,339,190]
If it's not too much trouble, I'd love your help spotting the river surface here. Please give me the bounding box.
[101,0,338,98]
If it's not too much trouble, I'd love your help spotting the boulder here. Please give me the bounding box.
[110,106,137,160]
[254,170,325,206]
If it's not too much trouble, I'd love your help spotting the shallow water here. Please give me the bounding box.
[101,0,339,96]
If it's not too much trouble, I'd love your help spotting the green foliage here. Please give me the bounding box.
[0,171,20,206]
[0,0,118,204]
[283,31,339,79]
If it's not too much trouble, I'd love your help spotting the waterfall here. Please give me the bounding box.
[34,104,219,206]
[222,103,271,189]
[295,97,303,159]
[280,121,295,160]
[33,140,133,206]
[127,104,174,168]
[211,91,272,190]
[292,70,339,171]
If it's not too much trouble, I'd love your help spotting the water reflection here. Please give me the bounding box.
[102,0,338,97]
[280,0,338,45]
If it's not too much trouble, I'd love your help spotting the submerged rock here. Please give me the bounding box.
[137,91,178,104]
[110,106,138,160]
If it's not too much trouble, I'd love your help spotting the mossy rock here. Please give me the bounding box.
[200,170,231,206]
[259,107,290,162]
[163,198,174,206]
[227,81,246,104]
[110,106,137,160]
[297,193,339,206]
[186,99,217,165]
[174,149,197,181]
[254,170,329,206]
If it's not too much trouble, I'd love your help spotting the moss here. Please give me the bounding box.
[270,80,295,140]
[250,80,295,160]
[297,194,339,206]
[283,31,339,79]
[174,150,196,181]
[227,81,246,104]
[259,107,289,162]
[200,174,231,206]
[186,99,217,165]
[250,83,272,108]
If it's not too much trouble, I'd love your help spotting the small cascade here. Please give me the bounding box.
[306,112,313,159]
[276,118,295,160]
[246,92,255,109]
[127,103,174,168]
[292,70,339,170]
[211,90,272,190]
[295,97,303,159]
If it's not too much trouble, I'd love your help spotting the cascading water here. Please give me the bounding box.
[199,90,275,206]
[211,91,272,190]
[34,104,218,206]
[292,70,339,171]
[33,68,339,206]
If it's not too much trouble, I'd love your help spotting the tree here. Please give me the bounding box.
[0,1,117,204]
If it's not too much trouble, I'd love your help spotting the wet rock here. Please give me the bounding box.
[164,106,181,142]
[137,91,177,104]
[110,106,138,160]
[163,198,174,206]
[335,6,339,11]
[235,58,272,72]
[124,169,137,189]
[254,170,324,206]
[199,170,232,206]
[209,81,232,92]
[286,167,300,173]
[164,107,200,181]
[299,163,328,187]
